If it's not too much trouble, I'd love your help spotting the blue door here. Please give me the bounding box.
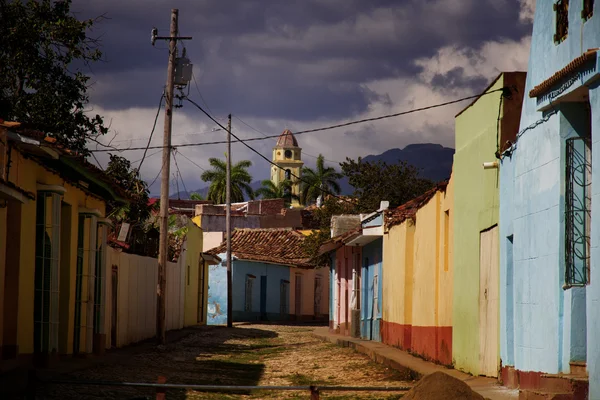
[260,276,267,320]
[361,240,382,341]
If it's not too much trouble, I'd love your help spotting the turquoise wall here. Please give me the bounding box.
[499,2,600,397]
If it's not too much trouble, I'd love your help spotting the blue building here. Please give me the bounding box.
[499,1,599,397]
[204,228,329,323]
[341,205,387,342]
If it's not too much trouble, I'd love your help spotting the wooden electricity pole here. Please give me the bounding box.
[226,114,233,328]
[153,9,191,345]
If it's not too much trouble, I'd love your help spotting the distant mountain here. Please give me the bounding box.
[169,143,454,199]
[337,143,454,195]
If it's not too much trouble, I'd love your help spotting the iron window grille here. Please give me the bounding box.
[554,0,569,43]
[295,273,302,316]
[34,191,61,355]
[582,0,594,19]
[565,137,591,287]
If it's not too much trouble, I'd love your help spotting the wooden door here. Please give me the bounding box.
[111,266,118,347]
[295,274,302,316]
[479,226,499,376]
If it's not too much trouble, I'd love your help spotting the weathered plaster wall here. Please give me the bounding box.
[6,148,106,356]
[183,220,207,327]
[290,267,329,319]
[361,238,382,342]
[231,260,290,321]
[381,179,453,365]
[453,75,505,375]
[499,2,600,387]
[206,258,227,325]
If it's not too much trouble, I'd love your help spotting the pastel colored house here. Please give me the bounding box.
[183,217,212,327]
[204,228,328,323]
[452,72,526,377]
[381,180,454,365]
[320,219,362,337]
[499,1,598,397]
[0,122,128,368]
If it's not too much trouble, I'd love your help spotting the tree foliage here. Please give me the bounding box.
[200,157,255,204]
[105,154,154,223]
[340,157,434,212]
[255,179,299,207]
[302,196,358,267]
[301,154,343,205]
[0,0,107,154]
[190,192,204,200]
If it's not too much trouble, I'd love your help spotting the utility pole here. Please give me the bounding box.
[152,9,191,345]
[226,114,233,328]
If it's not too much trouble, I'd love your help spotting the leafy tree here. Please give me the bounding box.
[0,0,108,155]
[302,196,358,266]
[301,154,343,205]
[190,192,204,200]
[201,157,255,204]
[340,157,434,213]
[255,179,299,206]
[105,154,154,223]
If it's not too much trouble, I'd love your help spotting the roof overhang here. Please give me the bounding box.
[346,226,383,246]
[201,253,222,265]
[531,49,599,112]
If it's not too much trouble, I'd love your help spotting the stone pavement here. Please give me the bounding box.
[313,327,519,400]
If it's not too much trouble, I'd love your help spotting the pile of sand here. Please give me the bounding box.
[402,371,486,400]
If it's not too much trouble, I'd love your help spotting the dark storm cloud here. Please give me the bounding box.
[430,67,490,92]
[72,0,532,121]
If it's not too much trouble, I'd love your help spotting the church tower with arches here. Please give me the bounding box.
[271,129,303,207]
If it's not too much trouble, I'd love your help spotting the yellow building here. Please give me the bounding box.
[270,129,303,207]
[381,177,454,365]
[183,217,211,327]
[0,123,128,368]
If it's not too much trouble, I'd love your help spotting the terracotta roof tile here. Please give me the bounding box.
[275,129,299,148]
[206,228,316,268]
[385,181,448,228]
[529,49,598,98]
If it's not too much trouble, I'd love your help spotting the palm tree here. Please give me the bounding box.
[255,179,300,206]
[189,192,204,200]
[301,154,343,205]
[201,157,255,204]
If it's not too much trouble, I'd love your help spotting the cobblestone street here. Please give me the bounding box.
[26,324,412,399]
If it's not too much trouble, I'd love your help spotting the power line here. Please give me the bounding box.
[132,149,162,164]
[90,87,509,153]
[184,97,355,206]
[172,149,189,198]
[137,92,165,171]
[176,149,206,171]
[233,115,342,164]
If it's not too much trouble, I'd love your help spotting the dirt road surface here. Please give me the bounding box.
[27,323,413,399]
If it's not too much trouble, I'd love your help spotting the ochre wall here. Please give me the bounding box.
[183,219,208,326]
[382,176,453,365]
[6,148,105,356]
[289,267,329,319]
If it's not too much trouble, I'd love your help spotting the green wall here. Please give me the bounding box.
[452,75,504,375]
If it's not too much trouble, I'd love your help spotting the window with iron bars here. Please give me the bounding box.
[565,137,591,287]
[554,0,569,44]
[582,0,594,20]
[245,275,254,312]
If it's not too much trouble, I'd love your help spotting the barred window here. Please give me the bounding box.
[554,0,569,43]
[280,280,289,315]
[245,275,255,312]
[582,0,594,20]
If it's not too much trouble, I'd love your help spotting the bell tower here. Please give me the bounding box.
[271,129,303,207]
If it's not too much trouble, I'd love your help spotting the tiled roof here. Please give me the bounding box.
[529,49,598,98]
[275,129,299,148]
[385,181,449,228]
[206,228,316,268]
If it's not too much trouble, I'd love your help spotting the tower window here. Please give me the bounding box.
[554,0,569,44]
[285,150,292,159]
[285,169,291,180]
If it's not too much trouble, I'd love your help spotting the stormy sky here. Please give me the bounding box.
[75,0,536,195]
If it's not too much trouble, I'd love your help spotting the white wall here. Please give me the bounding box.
[104,247,185,349]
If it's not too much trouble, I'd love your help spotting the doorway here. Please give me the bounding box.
[479,225,499,376]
